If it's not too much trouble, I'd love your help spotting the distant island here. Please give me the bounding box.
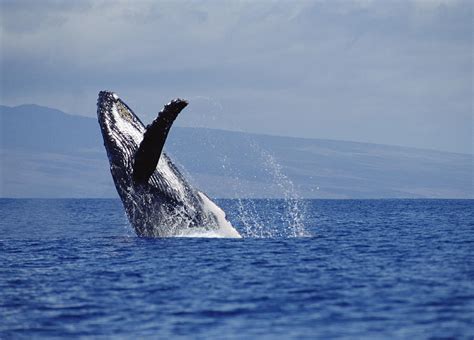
[1,104,472,199]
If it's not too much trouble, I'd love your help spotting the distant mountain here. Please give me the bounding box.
[1,104,102,153]
[1,104,472,198]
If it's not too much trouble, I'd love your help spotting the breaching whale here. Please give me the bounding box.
[97,91,241,238]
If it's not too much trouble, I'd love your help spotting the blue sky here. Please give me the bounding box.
[0,0,472,153]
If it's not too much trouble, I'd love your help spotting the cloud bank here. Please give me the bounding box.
[1,0,472,153]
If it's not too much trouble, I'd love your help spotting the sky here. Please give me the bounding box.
[0,0,472,154]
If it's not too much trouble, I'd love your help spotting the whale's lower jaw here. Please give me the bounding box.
[97,91,241,238]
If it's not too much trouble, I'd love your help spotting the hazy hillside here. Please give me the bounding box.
[1,104,472,198]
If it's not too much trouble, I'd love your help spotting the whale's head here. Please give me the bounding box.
[97,91,144,192]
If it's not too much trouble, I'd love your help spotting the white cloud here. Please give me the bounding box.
[0,0,472,153]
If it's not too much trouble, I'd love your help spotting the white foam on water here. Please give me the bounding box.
[174,228,237,238]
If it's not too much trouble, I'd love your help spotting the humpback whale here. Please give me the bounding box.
[97,91,241,238]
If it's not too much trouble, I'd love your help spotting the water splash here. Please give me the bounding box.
[236,199,271,238]
[169,95,310,238]
[253,144,308,238]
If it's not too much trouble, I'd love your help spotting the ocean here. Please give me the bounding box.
[1,199,473,339]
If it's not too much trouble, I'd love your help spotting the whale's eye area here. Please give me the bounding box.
[116,101,133,122]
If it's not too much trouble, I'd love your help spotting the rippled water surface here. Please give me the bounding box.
[1,199,473,339]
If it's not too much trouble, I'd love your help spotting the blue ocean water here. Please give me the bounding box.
[0,199,473,339]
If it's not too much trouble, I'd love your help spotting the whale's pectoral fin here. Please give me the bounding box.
[133,99,188,184]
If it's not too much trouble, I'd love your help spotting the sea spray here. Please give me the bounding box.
[250,142,309,237]
[170,96,310,237]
